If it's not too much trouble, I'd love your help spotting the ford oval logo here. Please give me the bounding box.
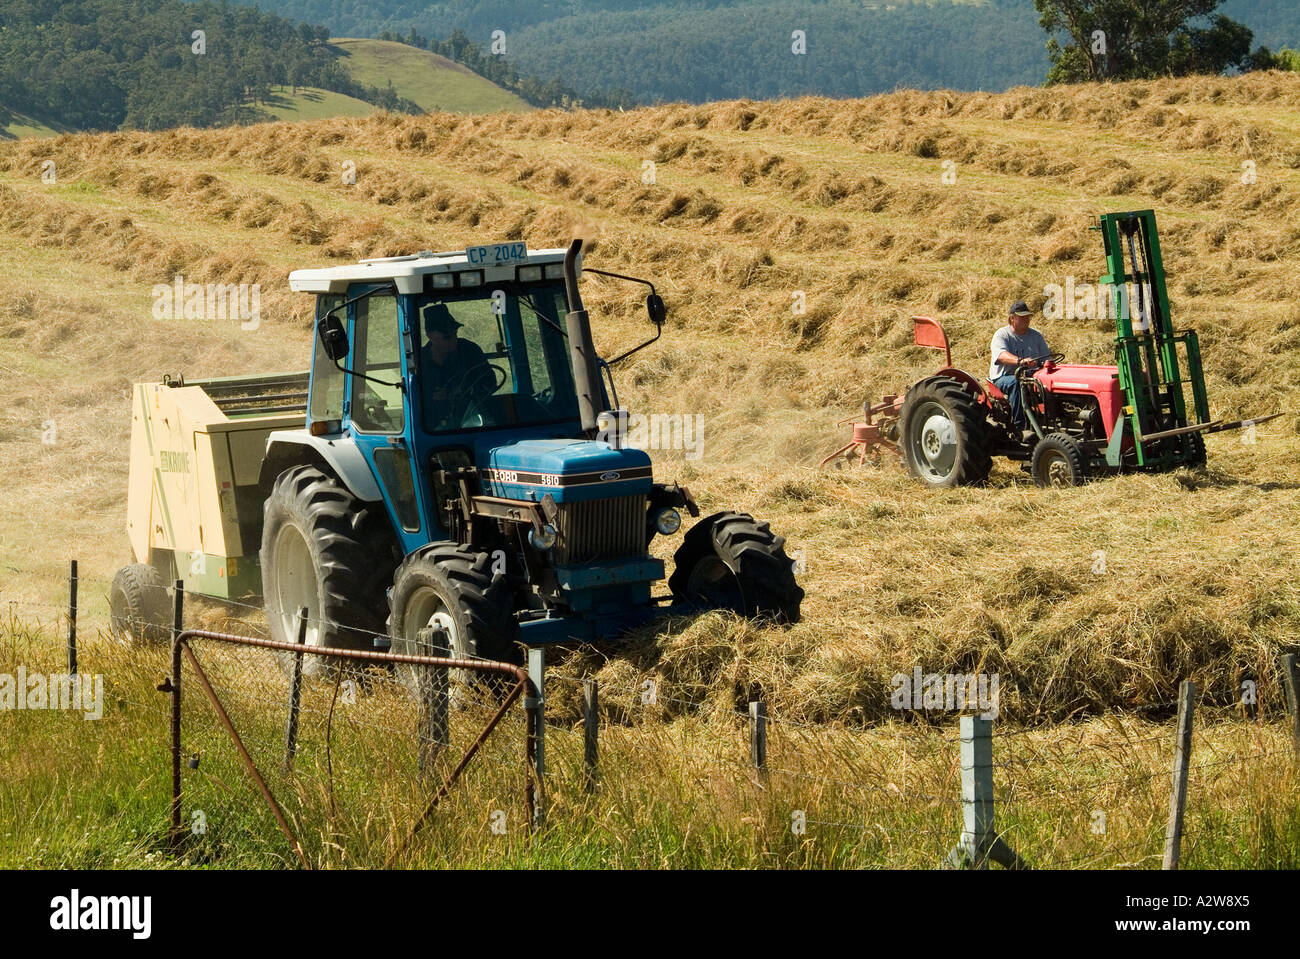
[600,470,621,481]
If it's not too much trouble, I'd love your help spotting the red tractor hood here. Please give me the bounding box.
[1034,364,1123,439]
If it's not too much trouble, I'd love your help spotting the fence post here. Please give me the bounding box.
[1280,654,1300,763]
[66,559,77,675]
[168,580,184,848]
[527,646,546,830]
[1163,680,1196,870]
[416,625,450,779]
[282,608,308,773]
[749,699,767,777]
[947,715,1025,869]
[582,679,599,794]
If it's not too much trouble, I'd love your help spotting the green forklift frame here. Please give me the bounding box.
[1097,210,1211,469]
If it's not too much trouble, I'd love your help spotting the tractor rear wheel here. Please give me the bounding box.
[668,512,803,623]
[388,543,521,699]
[109,563,171,644]
[899,379,993,488]
[1031,433,1089,487]
[260,466,397,676]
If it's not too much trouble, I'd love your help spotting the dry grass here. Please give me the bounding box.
[1,71,1299,732]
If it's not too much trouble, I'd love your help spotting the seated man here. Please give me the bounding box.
[419,303,497,431]
[989,300,1051,429]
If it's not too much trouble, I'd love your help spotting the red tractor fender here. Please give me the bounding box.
[910,368,995,410]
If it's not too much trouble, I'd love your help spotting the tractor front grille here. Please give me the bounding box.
[553,494,646,565]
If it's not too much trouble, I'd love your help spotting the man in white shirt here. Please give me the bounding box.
[989,300,1051,428]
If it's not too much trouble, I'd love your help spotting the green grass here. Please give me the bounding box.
[3,617,1297,869]
[329,38,530,114]
[0,111,66,140]
[253,87,379,123]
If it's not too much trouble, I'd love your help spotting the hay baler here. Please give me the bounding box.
[112,240,803,662]
[822,210,1279,486]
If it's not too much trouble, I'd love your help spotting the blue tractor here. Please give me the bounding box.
[254,239,803,670]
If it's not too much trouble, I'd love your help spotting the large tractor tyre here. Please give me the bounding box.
[388,543,522,700]
[668,511,804,623]
[1031,432,1089,488]
[261,465,398,677]
[109,563,172,644]
[899,379,993,488]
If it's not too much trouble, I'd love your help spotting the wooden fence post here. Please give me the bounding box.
[582,679,599,793]
[1279,654,1300,763]
[1163,680,1196,870]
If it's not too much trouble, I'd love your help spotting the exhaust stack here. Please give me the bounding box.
[563,238,601,438]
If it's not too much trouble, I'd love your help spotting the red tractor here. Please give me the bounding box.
[822,211,1277,487]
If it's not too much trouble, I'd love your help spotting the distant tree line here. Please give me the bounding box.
[244,0,1300,104]
[0,0,419,132]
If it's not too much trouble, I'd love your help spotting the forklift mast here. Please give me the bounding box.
[1097,210,1211,468]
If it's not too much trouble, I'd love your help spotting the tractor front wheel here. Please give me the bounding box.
[1031,433,1089,487]
[668,512,803,623]
[260,466,397,676]
[387,543,521,699]
[899,379,993,488]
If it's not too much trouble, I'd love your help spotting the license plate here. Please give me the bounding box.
[466,242,527,267]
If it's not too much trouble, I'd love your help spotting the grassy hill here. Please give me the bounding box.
[0,36,526,141]
[330,37,530,113]
[0,111,69,141]
[254,85,380,121]
[1,72,1299,866]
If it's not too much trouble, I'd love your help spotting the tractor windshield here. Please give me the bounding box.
[415,283,580,435]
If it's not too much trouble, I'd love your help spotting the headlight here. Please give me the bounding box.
[653,507,682,535]
[528,524,558,551]
[596,409,628,448]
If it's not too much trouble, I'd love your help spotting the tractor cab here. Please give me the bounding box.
[287,246,607,554]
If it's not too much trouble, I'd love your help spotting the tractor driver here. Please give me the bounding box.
[990,300,1051,428]
[419,303,496,430]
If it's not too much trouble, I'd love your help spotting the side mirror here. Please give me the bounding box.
[318,312,349,362]
[646,293,667,327]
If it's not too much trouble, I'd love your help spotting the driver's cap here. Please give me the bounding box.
[422,303,462,335]
[1009,300,1032,317]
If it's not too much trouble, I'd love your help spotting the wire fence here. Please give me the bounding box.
[3,568,1299,869]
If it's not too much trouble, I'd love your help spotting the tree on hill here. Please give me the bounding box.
[1034,0,1258,83]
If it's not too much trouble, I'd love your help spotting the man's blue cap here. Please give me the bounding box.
[1010,300,1032,316]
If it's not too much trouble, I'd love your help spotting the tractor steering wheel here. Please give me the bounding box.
[445,362,508,398]
[448,364,508,427]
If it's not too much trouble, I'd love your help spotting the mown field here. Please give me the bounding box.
[1,71,1299,867]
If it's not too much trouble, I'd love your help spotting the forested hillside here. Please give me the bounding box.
[243,0,1300,103]
[0,0,417,132]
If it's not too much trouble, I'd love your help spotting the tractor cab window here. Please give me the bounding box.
[350,292,405,434]
[415,284,578,434]
[309,294,345,424]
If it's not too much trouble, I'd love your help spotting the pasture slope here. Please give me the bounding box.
[0,71,1299,732]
